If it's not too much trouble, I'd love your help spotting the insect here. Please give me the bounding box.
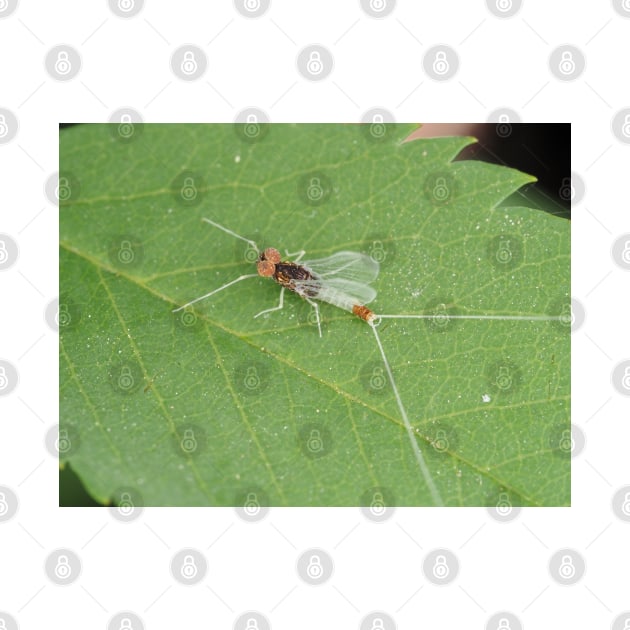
[173,217,444,506]
[173,218,379,337]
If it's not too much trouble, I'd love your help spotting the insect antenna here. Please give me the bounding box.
[172,274,260,312]
[202,217,260,253]
[172,218,262,313]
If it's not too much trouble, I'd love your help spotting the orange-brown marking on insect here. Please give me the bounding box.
[257,260,275,277]
[353,304,375,322]
[257,247,282,277]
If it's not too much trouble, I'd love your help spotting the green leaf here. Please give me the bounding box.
[60,124,570,507]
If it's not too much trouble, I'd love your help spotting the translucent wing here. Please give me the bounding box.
[293,278,377,307]
[325,278,377,305]
[302,251,379,284]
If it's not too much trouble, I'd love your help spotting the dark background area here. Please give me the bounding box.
[412,122,570,219]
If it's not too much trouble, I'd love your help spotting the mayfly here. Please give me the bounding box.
[173,218,379,337]
[173,217,444,506]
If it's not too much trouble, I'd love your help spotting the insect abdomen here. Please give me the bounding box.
[352,304,375,322]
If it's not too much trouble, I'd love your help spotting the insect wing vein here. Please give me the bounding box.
[302,251,379,284]
[293,277,377,306]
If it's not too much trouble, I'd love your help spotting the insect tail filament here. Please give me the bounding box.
[369,321,444,507]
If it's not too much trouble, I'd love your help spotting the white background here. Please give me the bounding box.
[1,1,629,629]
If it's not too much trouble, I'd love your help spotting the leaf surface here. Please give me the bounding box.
[60,124,570,506]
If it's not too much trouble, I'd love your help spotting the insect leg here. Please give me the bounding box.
[285,249,306,263]
[303,296,322,338]
[253,286,285,319]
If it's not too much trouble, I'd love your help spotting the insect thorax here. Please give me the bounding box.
[274,262,320,296]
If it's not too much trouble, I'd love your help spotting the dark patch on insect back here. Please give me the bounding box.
[274,262,320,297]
